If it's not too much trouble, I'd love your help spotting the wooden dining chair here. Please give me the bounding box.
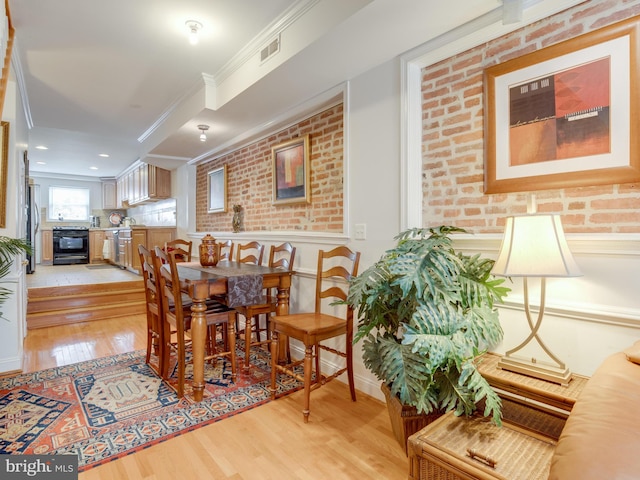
[155,246,237,397]
[269,246,360,423]
[218,240,234,261]
[165,238,192,262]
[235,242,296,371]
[138,244,165,376]
[237,241,265,265]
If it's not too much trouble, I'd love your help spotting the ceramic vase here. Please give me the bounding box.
[199,234,220,266]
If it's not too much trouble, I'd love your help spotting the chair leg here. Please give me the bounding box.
[347,339,356,401]
[228,315,237,381]
[177,333,186,398]
[303,344,313,423]
[269,331,279,400]
[244,314,253,372]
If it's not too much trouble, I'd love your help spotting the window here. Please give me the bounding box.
[48,186,90,221]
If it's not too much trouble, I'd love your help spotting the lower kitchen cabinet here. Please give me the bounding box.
[106,227,176,274]
[41,230,53,265]
[89,230,106,264]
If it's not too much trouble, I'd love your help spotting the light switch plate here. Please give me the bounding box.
[354,223,366,240]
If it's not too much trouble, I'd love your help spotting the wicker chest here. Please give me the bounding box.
[407,412,556,480]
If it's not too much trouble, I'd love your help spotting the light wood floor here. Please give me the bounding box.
[21,315,409,479]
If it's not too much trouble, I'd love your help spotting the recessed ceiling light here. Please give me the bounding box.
[35,145,48,150]
[89,166,99,170]
[99,153,109,158]
[36,161,46,165]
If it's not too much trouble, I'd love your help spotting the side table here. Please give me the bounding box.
[408,412,556,480]
[477,353,588,440]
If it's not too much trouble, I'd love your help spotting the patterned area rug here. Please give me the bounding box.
[0,343,302,471]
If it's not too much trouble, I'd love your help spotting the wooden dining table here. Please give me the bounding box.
[174,260,294,402]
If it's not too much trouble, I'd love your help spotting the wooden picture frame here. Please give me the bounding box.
[484,16,640,194]
[207,165,227,213]
[272,135,310,205]
[0,121,8,228]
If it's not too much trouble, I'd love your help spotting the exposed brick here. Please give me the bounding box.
[196,105,343,233]
[420,0,640,235]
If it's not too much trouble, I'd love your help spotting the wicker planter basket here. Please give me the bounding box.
[381,382,442,454]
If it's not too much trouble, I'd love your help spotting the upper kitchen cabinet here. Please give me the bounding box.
[117,162,171,207]
[101,179,117,209]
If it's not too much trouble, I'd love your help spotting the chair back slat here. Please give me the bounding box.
[165,239,192,263]
[237,241,265,265]
[314,246,360,314]
[268,242,296,270]
[218,240,234,261]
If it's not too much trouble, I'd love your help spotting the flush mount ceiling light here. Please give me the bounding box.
[185,20,203,45]
[197,124,209,142]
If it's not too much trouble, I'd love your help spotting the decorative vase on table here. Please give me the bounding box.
[199,234,220,266]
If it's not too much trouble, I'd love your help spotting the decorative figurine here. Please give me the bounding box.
[232,204,242,233]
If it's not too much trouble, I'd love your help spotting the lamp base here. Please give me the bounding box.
[497,355,572,386]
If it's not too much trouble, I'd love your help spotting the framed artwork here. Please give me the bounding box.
[484,16,640,194]
[0,121,8,228]
[272,135,310,205]
[207,165,227,213]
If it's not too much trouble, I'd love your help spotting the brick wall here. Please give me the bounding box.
[422,0,640,233]
[196,104,344,232]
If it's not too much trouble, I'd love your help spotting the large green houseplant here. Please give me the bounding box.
[0,236,31,319]
[347,226,509,427]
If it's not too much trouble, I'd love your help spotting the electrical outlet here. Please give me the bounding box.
[354,223,366,240]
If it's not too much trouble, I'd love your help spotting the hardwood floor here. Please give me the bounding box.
[21,315,409,479]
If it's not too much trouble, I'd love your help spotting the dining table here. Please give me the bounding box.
[174,260,294,402]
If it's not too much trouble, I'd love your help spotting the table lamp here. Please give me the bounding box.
[492,214,582,385]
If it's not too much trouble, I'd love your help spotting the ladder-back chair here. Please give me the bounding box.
[218,240,234,261]
[155,246,237,397]
[138,244,165,376]
[269,246,360,422]
[235,242,296,371]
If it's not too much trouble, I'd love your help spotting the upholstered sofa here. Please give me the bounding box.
[548,341,640,479]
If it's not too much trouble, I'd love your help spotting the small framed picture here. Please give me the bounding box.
[207,165,227,213]
[272,135,310,205]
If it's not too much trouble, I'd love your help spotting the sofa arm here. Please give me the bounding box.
[549,347,640,480]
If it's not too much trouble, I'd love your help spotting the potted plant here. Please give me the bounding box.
[347,226,509,450]
[0,236,31,319]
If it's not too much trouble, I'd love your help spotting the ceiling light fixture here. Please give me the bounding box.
[35,145,48,150]
[99,153,109,158]
[198,124,209,142]
[185,20,203,45]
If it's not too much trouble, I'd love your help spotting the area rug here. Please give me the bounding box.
[0,343,302,471]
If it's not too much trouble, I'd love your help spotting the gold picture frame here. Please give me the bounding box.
[207,165,227,213]
[484,16,640,194]
[0,121,8,228]
[272,135,310,205]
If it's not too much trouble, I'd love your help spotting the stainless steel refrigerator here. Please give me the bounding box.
[25,153,39,274]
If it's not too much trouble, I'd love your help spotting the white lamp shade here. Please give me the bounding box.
[492,214,582,277]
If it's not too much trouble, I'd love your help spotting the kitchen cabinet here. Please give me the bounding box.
[116,163,171,207]
[101,180,117,210]
[89,230,106,264]
[41,230,53,265]
[107,227,176,274]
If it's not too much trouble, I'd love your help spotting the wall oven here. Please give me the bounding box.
[52,226,89,265]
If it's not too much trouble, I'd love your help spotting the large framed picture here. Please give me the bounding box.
[484,16,640,194]
[272,135,310,205]
[207,165,227,213]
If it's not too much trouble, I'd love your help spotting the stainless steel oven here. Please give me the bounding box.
[52,226,89,265]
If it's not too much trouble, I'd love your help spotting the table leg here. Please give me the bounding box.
[276,284,291,364]
[190,298,207,402]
